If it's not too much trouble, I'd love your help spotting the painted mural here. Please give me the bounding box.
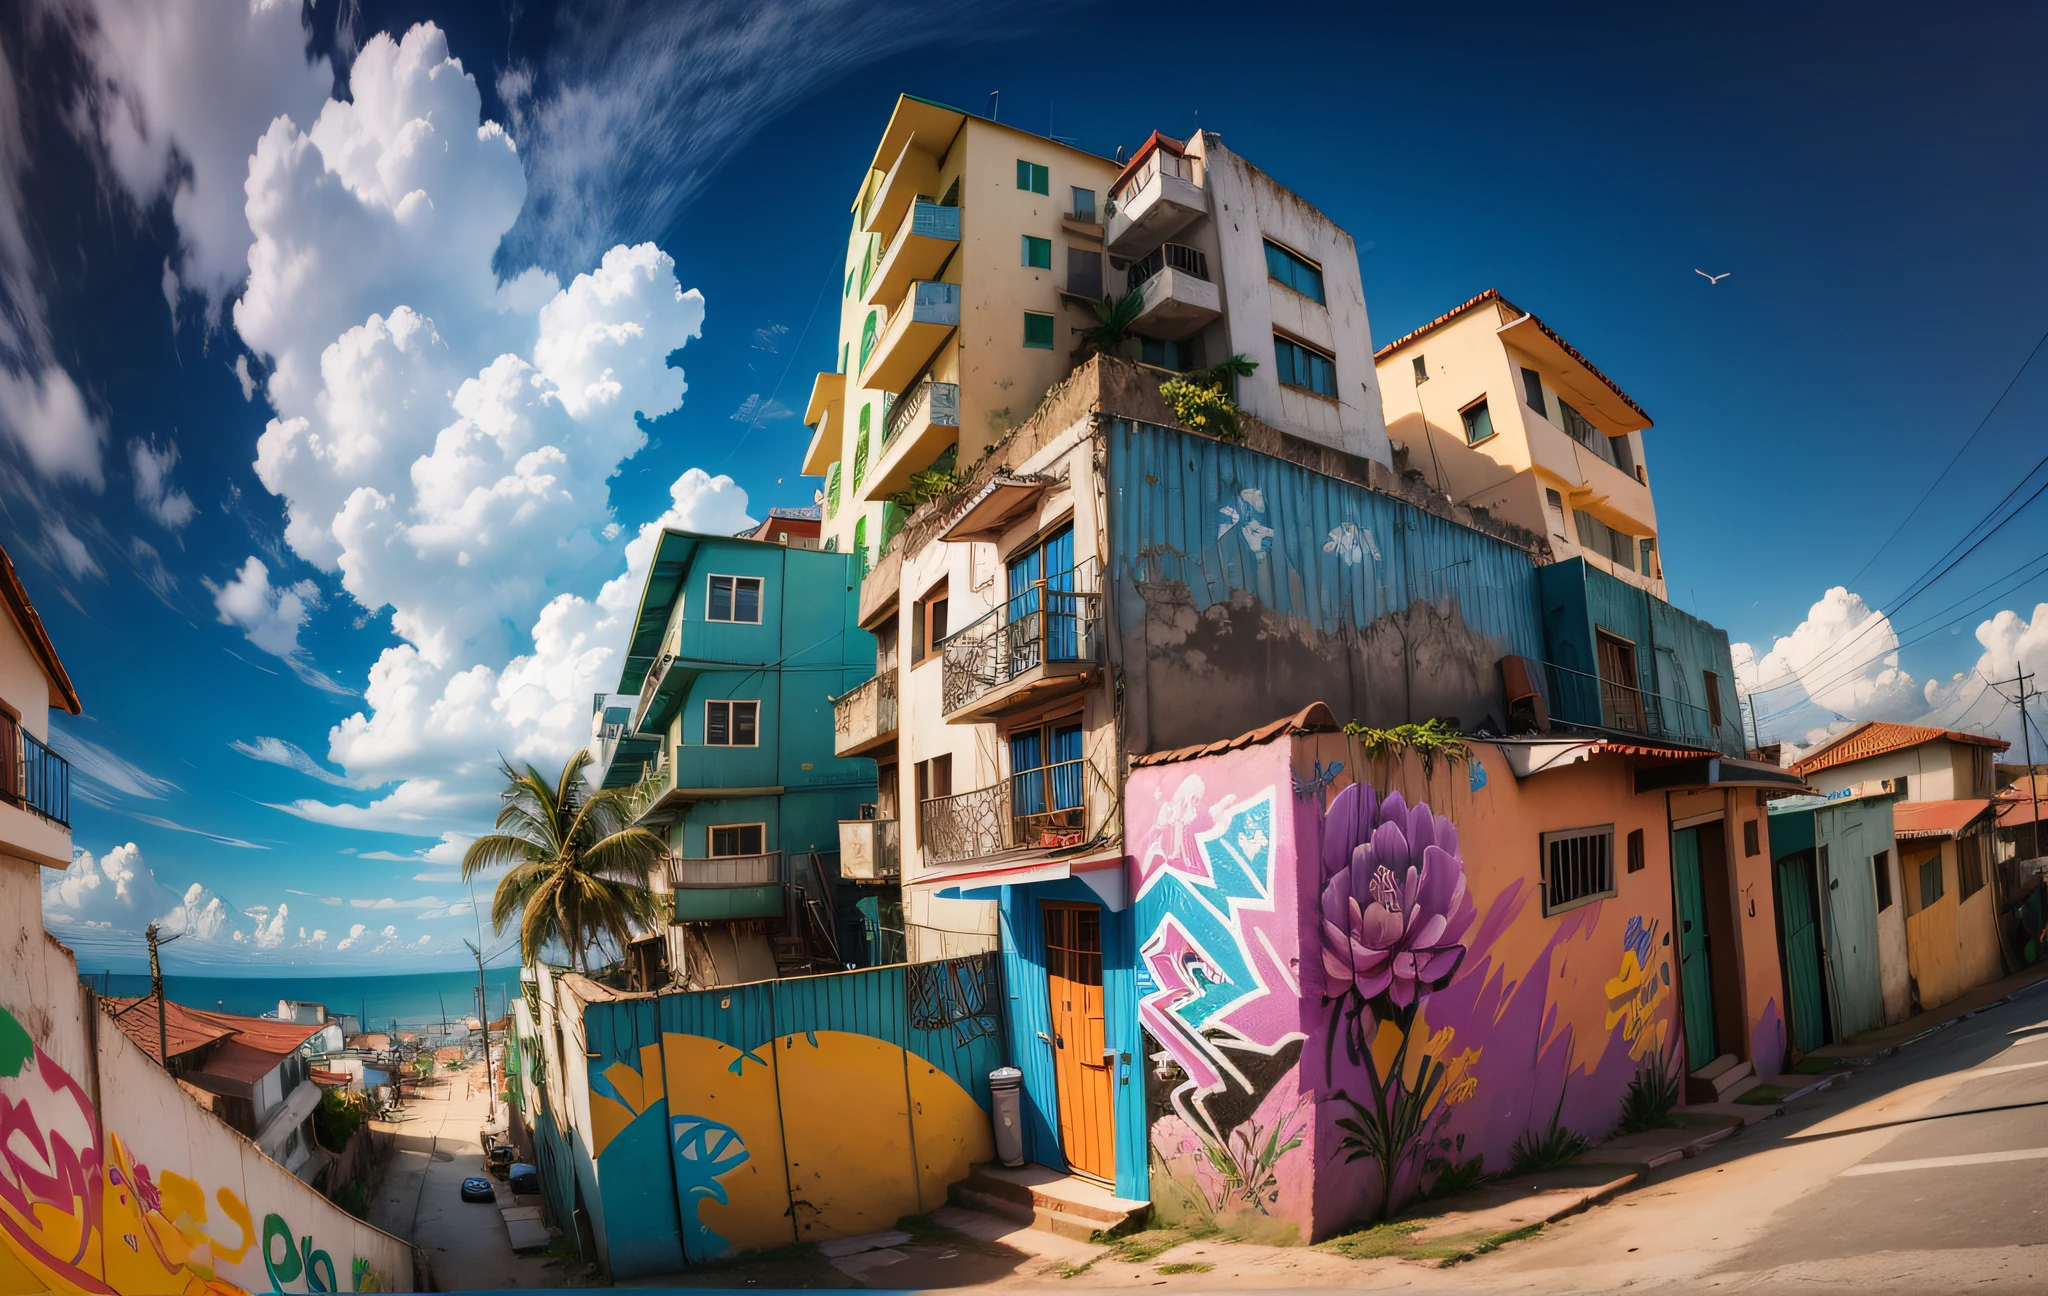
[575,956,1001,1276]
[0,1004,396,1296]
[1131,734,1688,1237]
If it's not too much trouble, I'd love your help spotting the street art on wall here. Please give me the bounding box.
[0,1003,392,1295]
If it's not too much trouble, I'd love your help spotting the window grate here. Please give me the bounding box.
[1541,825,1615,915]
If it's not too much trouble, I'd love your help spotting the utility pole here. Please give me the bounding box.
[464,939,498,1129]
[144,922,182,1070]
[1993,662,2045,860]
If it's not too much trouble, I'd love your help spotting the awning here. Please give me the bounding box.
[938,475,1048,543]
[1498,737,1716,778]
[928,847,1129,911]
[1894,798,1995,840]
[1632,756,1812,794]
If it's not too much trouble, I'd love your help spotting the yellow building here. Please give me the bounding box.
[1373,289,1666,597]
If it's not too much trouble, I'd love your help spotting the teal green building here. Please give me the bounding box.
[592,530,877,960]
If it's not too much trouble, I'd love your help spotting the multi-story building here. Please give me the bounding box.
[1374,289,1667,597]
[587,529,879,986]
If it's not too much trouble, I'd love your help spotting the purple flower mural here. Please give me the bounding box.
[1319,782,1477,1217]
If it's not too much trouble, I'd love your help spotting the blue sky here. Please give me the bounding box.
[3,0,2044,972]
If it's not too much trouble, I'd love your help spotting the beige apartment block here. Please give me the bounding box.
[1374,289,1666,597]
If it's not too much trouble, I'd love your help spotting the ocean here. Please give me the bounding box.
[85,966,526,1032]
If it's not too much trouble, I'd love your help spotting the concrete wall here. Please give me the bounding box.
[0,858,413,1294]
[1799,742,1984,803]
[1898,838,2004,1011]
[1129,736,1694,1238]
[0,590,70,870]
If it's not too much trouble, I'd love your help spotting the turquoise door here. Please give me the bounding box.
[1777,852,1829,1053]
[1821,823,1886,1039]
[1672,827,1718,1069]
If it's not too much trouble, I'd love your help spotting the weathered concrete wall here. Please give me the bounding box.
[0,857,413,1294]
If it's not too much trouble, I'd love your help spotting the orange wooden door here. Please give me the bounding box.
[1042,902,1116,1182]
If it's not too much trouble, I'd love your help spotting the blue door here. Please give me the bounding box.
[1007,524,1076,673]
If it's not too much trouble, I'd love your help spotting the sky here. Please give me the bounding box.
[2,0,2045,973]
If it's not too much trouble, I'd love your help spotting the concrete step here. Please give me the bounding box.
[1687,1056,1755,1104]
[950,1162,1147,1241]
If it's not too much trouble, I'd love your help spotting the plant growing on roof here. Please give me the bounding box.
[1320,781,1477,1218]
[463,749,667,974]
[1076,288,1146,361]
[1160,355,1258,441]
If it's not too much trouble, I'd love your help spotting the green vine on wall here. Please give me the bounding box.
[1340,718,1469,781]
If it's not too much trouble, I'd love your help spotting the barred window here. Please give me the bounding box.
[1542,825,1616,915]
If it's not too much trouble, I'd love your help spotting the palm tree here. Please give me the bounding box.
[461,749,667,973]
[1076,289,1146,361]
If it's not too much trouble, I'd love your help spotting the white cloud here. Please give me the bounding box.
[129,436,196,529]
[1735,587,1925,741]
[229,736,355,787]
[204,556,354,696]
[43,517,103,579]
[0,366,105,488]
[730,394,794,424]
[1922,603,2048,750]
[416,934,432,946]
[68,0,333,315]
[336,923,369,951]
[46,843,257,958]
[44,727,178,804]
[234,354,258,400]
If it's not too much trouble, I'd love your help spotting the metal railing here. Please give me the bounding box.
[1064,208,1099,225]
[1538,660,1721,750]
[0,712,69,828]
[918,757,1115,865]
[940,559,1102,715]
[666,851,781,889]
[833,661,899,748]
[635,651,676,729]
[1126,242,1209,293]
[885,379,959,446]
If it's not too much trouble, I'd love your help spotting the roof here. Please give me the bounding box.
[1131,702,1339,768]
[1110,130,1187,199]
[1371,288,1652,428]
[767,505,821,521]
[0,541,81,713]
[309,1068,351,1086]
[1790,721,2010,777]
[348,1033,393,1052]
[1893,798,1995,840]
[102,998,324,1066]
[1997,775,2048,827]
[201,1038,292,1087]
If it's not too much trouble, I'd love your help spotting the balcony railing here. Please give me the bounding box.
[919,757,1115,866]
[667,851,782,889]
[1537,660,1724,752]
[940,560,1102,716]
[886,379,959,447]
[839,818,901,879]
[1126,242,1209,293]
[833,664,899,755]
[0,712,69,828]
[635,650,676,729]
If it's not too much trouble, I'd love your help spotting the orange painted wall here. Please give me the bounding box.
[1900,840,2004,1011]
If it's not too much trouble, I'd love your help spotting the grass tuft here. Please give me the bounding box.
[1735,1083,1787,1105]
[1508,1121,1588,1176]
[1157,1261,1214,1274]
[1616,1060,1683,1133]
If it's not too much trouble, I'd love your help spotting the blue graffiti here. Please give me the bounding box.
[671,1115,750,1263]
[1141,793,1276,1042]
[1292,758,1345,802]
[1468,758,1487,792]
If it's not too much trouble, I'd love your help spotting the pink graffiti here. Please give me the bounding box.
[1139,916,1232,1091]
[0,1037,108,1285]
[1132,774,1215,897]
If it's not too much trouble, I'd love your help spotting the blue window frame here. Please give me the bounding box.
[1274,335,1336,398]
[1005,523,1079,674]
[1022,235,1052,269]
[1264,239,1326,303]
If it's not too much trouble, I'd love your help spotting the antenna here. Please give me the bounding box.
[986,90,999,121]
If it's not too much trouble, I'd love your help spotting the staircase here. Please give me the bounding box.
[1687,1053,1761,1104]
[947,1162,1149,1242]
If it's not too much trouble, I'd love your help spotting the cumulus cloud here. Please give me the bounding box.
[204,556,353,696]
[1922,603,2048,749]
[45,843,267,961]
[129,436,196,529]
[335,923,369,951]
[0,367,105,487]
[1735,587,1926,742]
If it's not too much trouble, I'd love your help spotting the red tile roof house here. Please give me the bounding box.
[1792,722,2010,1012]
[104,997,329,1180]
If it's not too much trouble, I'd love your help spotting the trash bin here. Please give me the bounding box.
[989,1067,1025,1166]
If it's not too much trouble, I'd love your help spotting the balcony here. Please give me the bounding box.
[863,139,942,236]
[861,379,960,503]
[0,711,69,828]
[667,852,786,922]
[833,666,899,758]
[1126,244,1221,341]
[939,561,1101,723]
[1105,162,1206,257]
[919,758,1113,866]
[861,281,960,394]
[865,200,961,307]
[839,818,901,880]
[1535,659,1726,753]
[802,371,845,476]
[633,646,696,735]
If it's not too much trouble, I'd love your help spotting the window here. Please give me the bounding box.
[1959,832,1987,900]
[1918,854,1945,909]
[1274,335,1336,397]
[1873,850,1893,911]
[709,823,765,857]
[704,699,760,747]
[1069,187,1096,222]
[1597,630,1644,731]
[1024,311,1055,349]
[1704,671,1723,731]
[1460,400,1495,445]
[1892,776,1910,799]
[1009,719,1086,848]
[1412,354,1428,383]
[1574,509,1638,569]
[1542,825,1616,915]
[1545,488,1569,538]
[1627,827,1645,873]
[1016,159,1049,195]
[1141,336,1189,370]
[852,405,870,489]
[1066,248,1103,298]
[1521,367,1547,417]
[1263,239,1326,303]
[914,581,950,664]
[707,575,763,623]
[859,311,878,373]
[1022,235,1052,269]
[1639,537,1658,578]
[1743,818,1760,857]
[824,462,841,519]
[915,753,953,802]
[852,516,868,578]
[844,267,855,298]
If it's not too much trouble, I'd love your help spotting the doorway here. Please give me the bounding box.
[1041,901,1116,1182]
[1775,849,1832,1053]
[1672,826,1717,1069]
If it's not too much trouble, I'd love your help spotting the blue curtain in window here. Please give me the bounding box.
[1050,723,1083,811]
[1042,524,1077,662]
[1010,728,1046,818]
[1006,540,1043,678]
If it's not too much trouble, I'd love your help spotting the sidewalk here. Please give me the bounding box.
[1807,959,2048,1064]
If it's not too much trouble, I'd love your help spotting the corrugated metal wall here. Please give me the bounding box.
[1108,420,1548,752]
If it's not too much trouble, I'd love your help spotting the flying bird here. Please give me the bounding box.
[1696,270,1731,284]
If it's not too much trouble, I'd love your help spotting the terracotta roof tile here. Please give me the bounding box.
[1131,702,1339,768]
[101,997,324,1066]
[1894,798,1995,839]
[1789,721,2008,777]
